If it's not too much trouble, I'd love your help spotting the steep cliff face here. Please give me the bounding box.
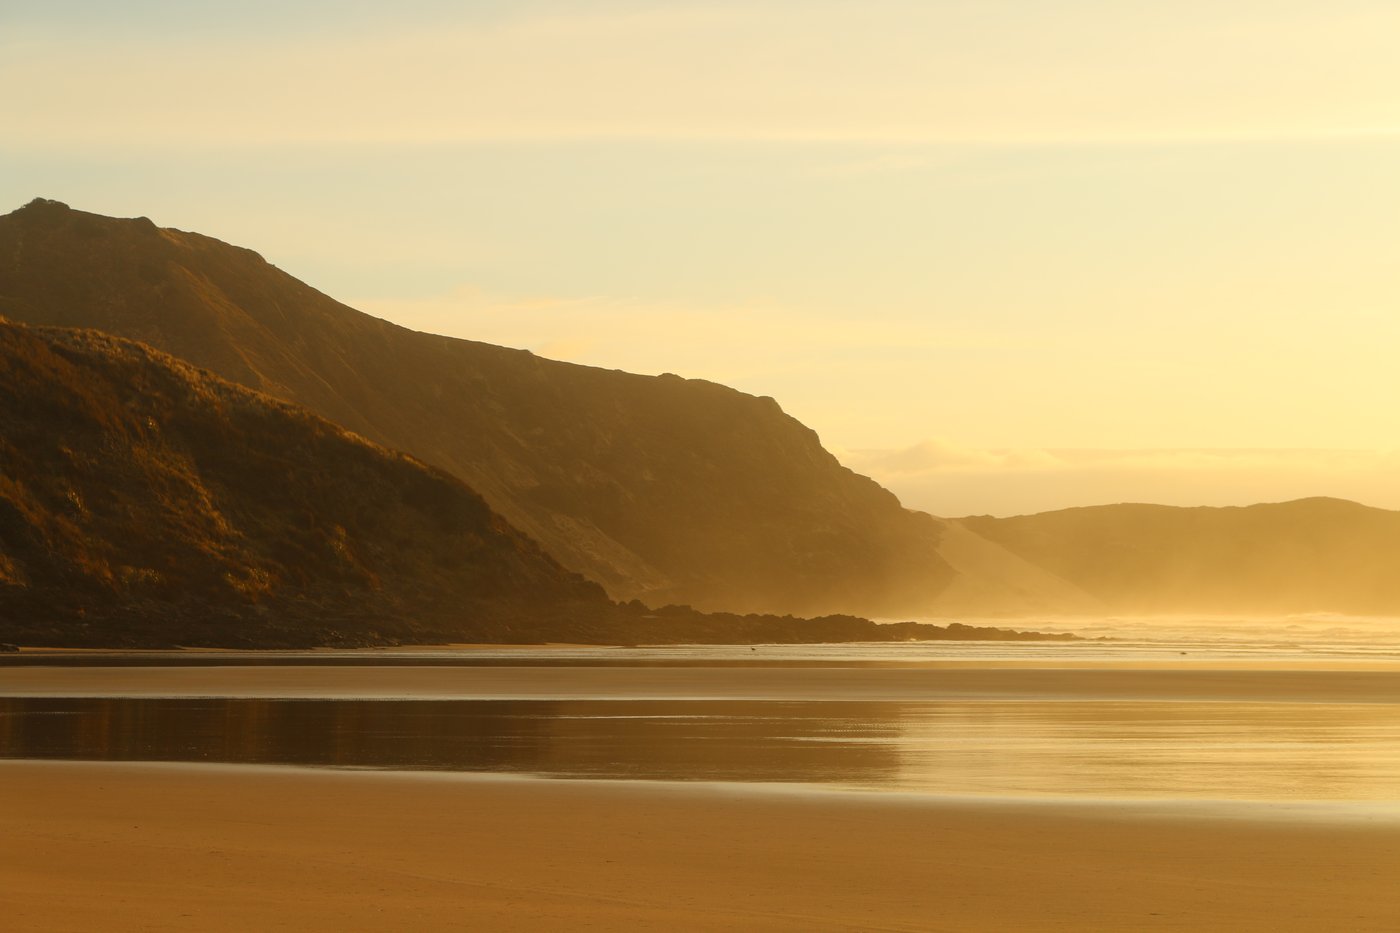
[959,498,1400,615]
[0,318,608,646]
[0,199,955,615]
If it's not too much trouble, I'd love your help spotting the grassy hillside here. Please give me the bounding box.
[0,318,610,646]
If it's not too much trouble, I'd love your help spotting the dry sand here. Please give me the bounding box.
[2,760,1397,932]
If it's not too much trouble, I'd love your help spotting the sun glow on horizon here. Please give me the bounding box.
[4,0,1399,514]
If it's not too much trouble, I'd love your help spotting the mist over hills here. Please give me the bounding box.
[0,198,958,617]
[958,498,1400,616]
[4,199,1398,623]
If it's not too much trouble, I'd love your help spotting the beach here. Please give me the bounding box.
[4,652,1400,930]
[4,759,1399,932]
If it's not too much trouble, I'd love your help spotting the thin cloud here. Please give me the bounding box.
[842,442,1400,516]
[849,443,1400,477]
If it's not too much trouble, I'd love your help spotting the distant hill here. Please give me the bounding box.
[0,199,958,616]
[958,498,1400,615]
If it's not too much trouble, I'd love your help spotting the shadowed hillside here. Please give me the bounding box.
[959,498,1400,615]
[0,199,956,616]
[0,318,612,646]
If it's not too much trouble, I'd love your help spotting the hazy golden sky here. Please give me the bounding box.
[4,1,1399,514]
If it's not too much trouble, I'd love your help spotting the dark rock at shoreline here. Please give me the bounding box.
[0,317,1076,648]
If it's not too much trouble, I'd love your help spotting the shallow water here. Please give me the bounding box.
[5,693,1400,803]
[8,619,1400,805]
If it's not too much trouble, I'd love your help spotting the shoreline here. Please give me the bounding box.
[7,642,1400,672]
[4,662,1400,701]
[4,760,1398,931]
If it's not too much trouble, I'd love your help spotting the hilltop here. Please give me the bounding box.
[0,199,961,616]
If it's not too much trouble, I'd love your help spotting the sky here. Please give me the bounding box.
[4,0,1400,516]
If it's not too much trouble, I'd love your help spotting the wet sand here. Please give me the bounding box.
[3,662,1400,702]
[5,661,1399,929]
[3,760,1398,932]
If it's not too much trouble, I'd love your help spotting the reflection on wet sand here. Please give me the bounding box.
[5,696,1400,802]
[895,701,1400,801]
[0,698,904,785]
